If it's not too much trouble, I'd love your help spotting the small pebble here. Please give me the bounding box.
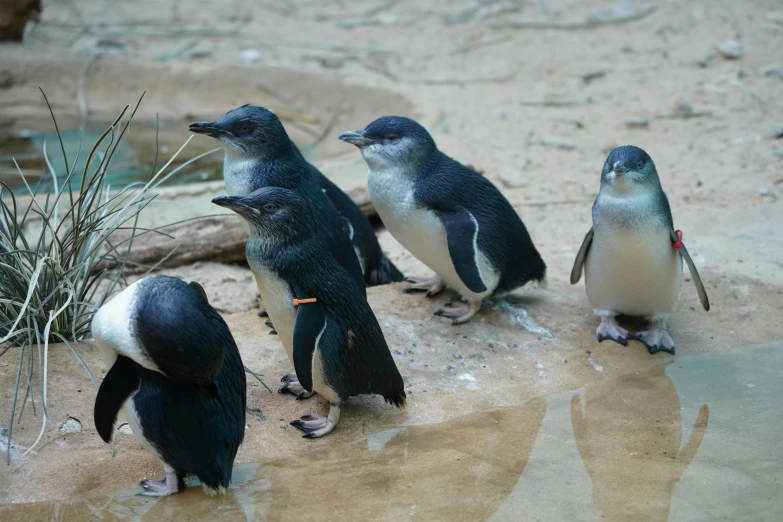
[716,40,743,60]
[582,69,606,83]
[760,188,770,196]
[625,116,650,129]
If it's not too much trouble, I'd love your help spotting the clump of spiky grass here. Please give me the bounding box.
[0,91,213,462]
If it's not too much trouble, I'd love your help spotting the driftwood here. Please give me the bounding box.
[101,186,375,272]
[0,0,41,40]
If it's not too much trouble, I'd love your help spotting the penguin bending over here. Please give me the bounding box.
[570,145,710,355]
[190,105,403,288]
[212,187,406,438]
[91,275,246,496]
[339,116,547,324]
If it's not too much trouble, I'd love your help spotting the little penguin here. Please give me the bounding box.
[91,275,246,496]
[339,116,547,324]
[570,145,710,355]
[190,105,404,288]
[212,186,406,438]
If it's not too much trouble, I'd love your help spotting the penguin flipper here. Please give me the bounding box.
[671,229,710,311]
[292,284,326,393]
[570,228,593,285]
[436,208,488,294]
[94,355,141,443]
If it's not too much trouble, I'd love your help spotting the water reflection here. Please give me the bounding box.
[571,364,709,521]
[0,401,545,521]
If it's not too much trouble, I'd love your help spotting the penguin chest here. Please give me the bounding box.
[223,157,257,197]
[248,262,297,366]
[585,224,683,317]
[367,168,494,300]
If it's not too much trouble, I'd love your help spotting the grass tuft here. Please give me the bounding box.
[0,91,205,463]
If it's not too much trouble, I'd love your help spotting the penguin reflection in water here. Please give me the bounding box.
[340,116,547,324]
[571,146,710,355]
[213,187,406,438]
[91,276,246,496]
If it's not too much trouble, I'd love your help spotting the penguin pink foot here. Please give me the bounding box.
[139,472,182,497]
[279,373,315,400]
[634,319,676,355]
[290,405,341,439]
[403,275,446,297]
[435,300,481,325]
[595,315,631,346]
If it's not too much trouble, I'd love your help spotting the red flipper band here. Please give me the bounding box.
[672,229,683,249]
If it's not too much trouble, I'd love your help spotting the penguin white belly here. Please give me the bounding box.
[248,261,340,401]
[123,392,165,464]
[585,224,682,317]
[223,157,258,233]
[368,168,496,301]
[311,322,339,403]
[248,262,297,367]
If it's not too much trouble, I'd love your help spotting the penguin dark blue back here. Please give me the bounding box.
[213,187,405,438]
[340,116,547,324]
[190,105,403,290]
[91,275,246,496]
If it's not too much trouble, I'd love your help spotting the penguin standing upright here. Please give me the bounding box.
[91,275,246,496]
[570,145,710,354]
[212,187,406,438]
[339,116,547,324]
[189,105,404,288]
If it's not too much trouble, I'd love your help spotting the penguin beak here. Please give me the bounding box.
[338,130,373,147]
[211,195,260,217]
[189,121,223,138]
[612,161,629,175]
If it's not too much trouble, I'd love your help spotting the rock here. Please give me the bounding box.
[760,188,770,197]
[767,10,783,25]
[60,417,82,433]
[538,136,576,151]
[763,66,783,81]
[240,49,261,63]
[763,125,783,140]
[716,40,743,60]
[625,116,650,129]
[675,100,694,116]
[582,70,607,83]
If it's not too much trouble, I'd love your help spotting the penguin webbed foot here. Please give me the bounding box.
[595,317,631,346]
[403,275,446,298]
[633,328,676,355]
[138,471,181,497]
[278,373,315,400]
[257,308,268,317]
[434,300,481,325]
[290,404,341,439]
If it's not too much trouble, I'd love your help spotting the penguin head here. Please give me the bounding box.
[601,146,660,191]
[339,116,436,170]
[189,105,294,160]
[212,186,313,243]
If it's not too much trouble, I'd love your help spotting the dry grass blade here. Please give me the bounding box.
[0,91,196,463]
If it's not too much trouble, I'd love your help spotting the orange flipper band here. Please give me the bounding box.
[292,298,317,306]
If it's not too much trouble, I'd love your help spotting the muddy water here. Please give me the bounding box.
[2,343,780,521]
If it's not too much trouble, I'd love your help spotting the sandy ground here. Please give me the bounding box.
[1,0,783,520]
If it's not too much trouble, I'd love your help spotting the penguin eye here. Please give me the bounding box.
[637,160,644,169]
[386,135,400,142]
[263,203,279,213]
[238,123,252,133]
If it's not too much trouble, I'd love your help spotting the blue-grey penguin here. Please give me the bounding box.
[91,275,246,496]
[570,145,710,355]
[338,116,547,324]
[189,105,403,288]
[212,187,406,438]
